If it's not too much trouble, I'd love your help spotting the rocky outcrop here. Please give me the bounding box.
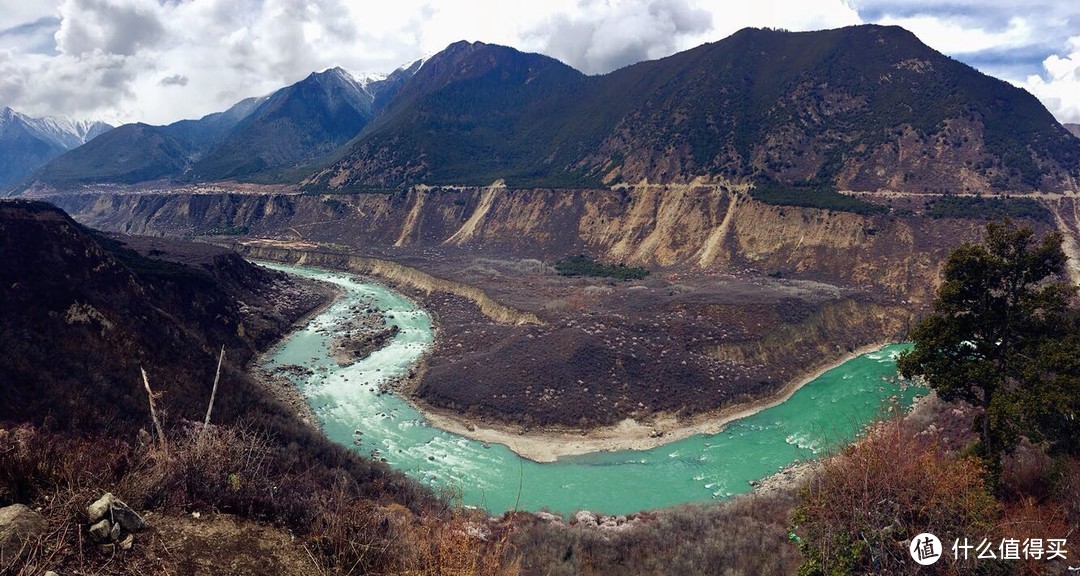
[0,199,334,435]
[329,304,400,365]
[566,509,645,532]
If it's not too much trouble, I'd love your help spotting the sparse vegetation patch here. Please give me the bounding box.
[924,195,1053,223]
[750,180,888,216]
[554,254,650,280]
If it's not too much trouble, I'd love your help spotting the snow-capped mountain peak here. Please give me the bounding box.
[0,107,111,149]
[1,107,113,190]
[343,68,389,89]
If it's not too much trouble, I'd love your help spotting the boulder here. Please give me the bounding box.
[535,512,563,524]
[110,500,148,532]
[0,504,47,563]
[464,523,490,541]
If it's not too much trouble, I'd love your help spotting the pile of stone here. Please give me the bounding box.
[86,493,149,551]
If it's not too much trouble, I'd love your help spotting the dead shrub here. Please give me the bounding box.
[1001,442,1054,501]
[404,510,519,576]
[793,418,1000,575]
[303,476,413,574]
[117,422,277,517]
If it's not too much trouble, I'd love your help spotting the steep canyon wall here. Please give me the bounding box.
[48,184,1035,305]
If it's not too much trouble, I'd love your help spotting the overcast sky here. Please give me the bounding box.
[1,0,1078,126]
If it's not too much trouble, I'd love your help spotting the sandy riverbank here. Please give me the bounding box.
[418,342,894,463]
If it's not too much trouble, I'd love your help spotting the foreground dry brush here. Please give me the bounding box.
[0,423,518,575]
[792,416,1078,575]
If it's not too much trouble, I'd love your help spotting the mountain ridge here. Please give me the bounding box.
[314,25,1080,193]
[0,107,111,191]
[17,25,1080,195]
[25,62,422,188]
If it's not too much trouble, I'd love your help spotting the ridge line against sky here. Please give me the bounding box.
[0,0,1078,126]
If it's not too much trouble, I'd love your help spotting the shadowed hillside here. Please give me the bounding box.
[311,25,1080,193]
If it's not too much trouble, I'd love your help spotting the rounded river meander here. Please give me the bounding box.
[260,262,920,516]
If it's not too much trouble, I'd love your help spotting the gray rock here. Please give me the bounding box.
[0,504,47,563]
[88,493,148,533]
[44,572,59,576]
[535,512,563,523]
[118,533,134,551]
[109,500,148,532]
[88,519,112,543]
[109,520,120,542]
[87,493,114,523]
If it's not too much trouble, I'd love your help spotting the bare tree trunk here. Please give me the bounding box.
[201,345,225,439]
[141,367,168,455]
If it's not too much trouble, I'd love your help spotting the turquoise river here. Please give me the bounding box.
[261,262,920,516]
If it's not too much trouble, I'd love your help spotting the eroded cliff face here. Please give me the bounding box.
[708,299,913,368]
[46,185,1073,428]
[52,184,999,305]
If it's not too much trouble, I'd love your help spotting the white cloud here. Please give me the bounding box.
[525,0,713,74]
[0,49,144,122]
[55,0,167,56]
[0,4,59,33]
[703,0,862,38]
[1022,37,1080,124]
[873,13,1032,55]
[525,0,862,74]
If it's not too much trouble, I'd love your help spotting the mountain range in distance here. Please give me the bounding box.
[14,61,424,193]
[0,107,111,190]
[12,24,1080,196]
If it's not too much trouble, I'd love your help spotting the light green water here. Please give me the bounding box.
[261,262,920,516]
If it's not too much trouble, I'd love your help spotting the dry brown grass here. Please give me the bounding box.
[793,417,1000,575]
[512,493,801,576]
[0,424,519,576]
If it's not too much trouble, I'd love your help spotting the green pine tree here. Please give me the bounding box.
[897,219,1078,477]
